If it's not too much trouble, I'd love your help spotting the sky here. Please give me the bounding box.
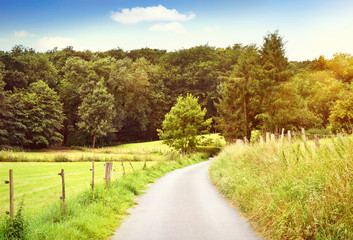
[1,0,353,61]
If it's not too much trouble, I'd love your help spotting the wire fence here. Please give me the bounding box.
[0,160,143,218]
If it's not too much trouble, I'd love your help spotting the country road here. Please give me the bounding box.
[111,160,262,240]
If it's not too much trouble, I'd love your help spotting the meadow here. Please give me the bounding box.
[0,161,156,217]
[209,134,353,240]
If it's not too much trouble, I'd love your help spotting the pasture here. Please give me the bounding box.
[0,139,174,218]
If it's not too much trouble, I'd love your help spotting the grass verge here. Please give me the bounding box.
[209,137,353,240]
[0,153,208,240]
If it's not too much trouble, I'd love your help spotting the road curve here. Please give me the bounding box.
[111,160,262,240]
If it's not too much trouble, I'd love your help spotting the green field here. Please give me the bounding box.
[209,135,353,239]
[0,140,173,218]
[0,161,156,217]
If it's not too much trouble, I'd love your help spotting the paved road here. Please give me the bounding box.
[111,160,262,240]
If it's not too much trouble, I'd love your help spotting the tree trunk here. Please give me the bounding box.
[92,135,96,148]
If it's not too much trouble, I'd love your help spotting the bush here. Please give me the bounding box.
[196,146,222,157]
[197,134,225,147]
[2,199,27,239]
[306,128,332,136]
[53,154,72,162]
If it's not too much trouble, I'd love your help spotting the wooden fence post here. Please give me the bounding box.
[9,169,14,218]
[314,134,320,148]
[121,161,126,176]
[129,160,134,171]
[301,128,306,142]
[114,166,118,181]
[58,169,65,215]
[105,163,113,185]
[266,132,270,142]
[288,130,292,143]
[281,128,285,140]
[90,161,94,197]
[259,136,264,144]
[271,134,275,142]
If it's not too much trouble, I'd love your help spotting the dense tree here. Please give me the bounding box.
[215,45,260,140]
[77,80,116,148]
[158,94,212,153]
[7,81,64,148]
[108,57,154,140]
[0,62,13,144]
[329,84,353,132]
[256,31,293,132]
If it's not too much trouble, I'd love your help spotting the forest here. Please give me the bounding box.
[0,31,353,148]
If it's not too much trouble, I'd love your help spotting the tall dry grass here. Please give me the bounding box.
[209,136,353,239]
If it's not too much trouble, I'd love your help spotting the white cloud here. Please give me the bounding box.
[110,5,195,24]
[149,22,186,34]
[38,36,76,51]
[14,30,36,38]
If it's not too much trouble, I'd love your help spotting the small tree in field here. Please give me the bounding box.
[158,93,212,153]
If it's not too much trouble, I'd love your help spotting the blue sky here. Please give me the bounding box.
[1,0,353,60]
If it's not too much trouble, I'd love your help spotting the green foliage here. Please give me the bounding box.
[1,33,353,147]
[158,94,212,153]
[329,84,353,131]
[3,80,64,148]
[215,45,260,140]
[77,80,116,148]
[2,199,27,240]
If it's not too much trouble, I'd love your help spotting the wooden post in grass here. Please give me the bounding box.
[301,128,306,142]
[314,134,320,148]
[270,134,275,142]
[114,166,118,181]
[281,128,285,140]
[129,160,134,171]
[121,161,126,176]
[8,169,14,218]
[288,130,292,143]
[58,169,66,215]
[90,161,95,196]
[105,163,113,185]
[259,136,264,144]
[266,132,270,142]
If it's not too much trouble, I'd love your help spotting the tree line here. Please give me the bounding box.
[0,31,352,148]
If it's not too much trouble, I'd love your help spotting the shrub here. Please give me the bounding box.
[53,154,72,162]
[2,199,27,239]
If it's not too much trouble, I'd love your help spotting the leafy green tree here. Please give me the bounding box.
[0,62,13,144]
[329,84,353,131]
[158,94,212,153]
[256,31,293,132]
[294,70,345,126]
[77,80,116,148]
[108,57,153,138]
[215,45,260,140]
[8,81,64,148]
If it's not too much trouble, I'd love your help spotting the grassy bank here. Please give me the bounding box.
[0,153,208,239]
[209,137,353,240]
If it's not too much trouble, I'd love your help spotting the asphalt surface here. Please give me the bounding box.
[111,160,262,240]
